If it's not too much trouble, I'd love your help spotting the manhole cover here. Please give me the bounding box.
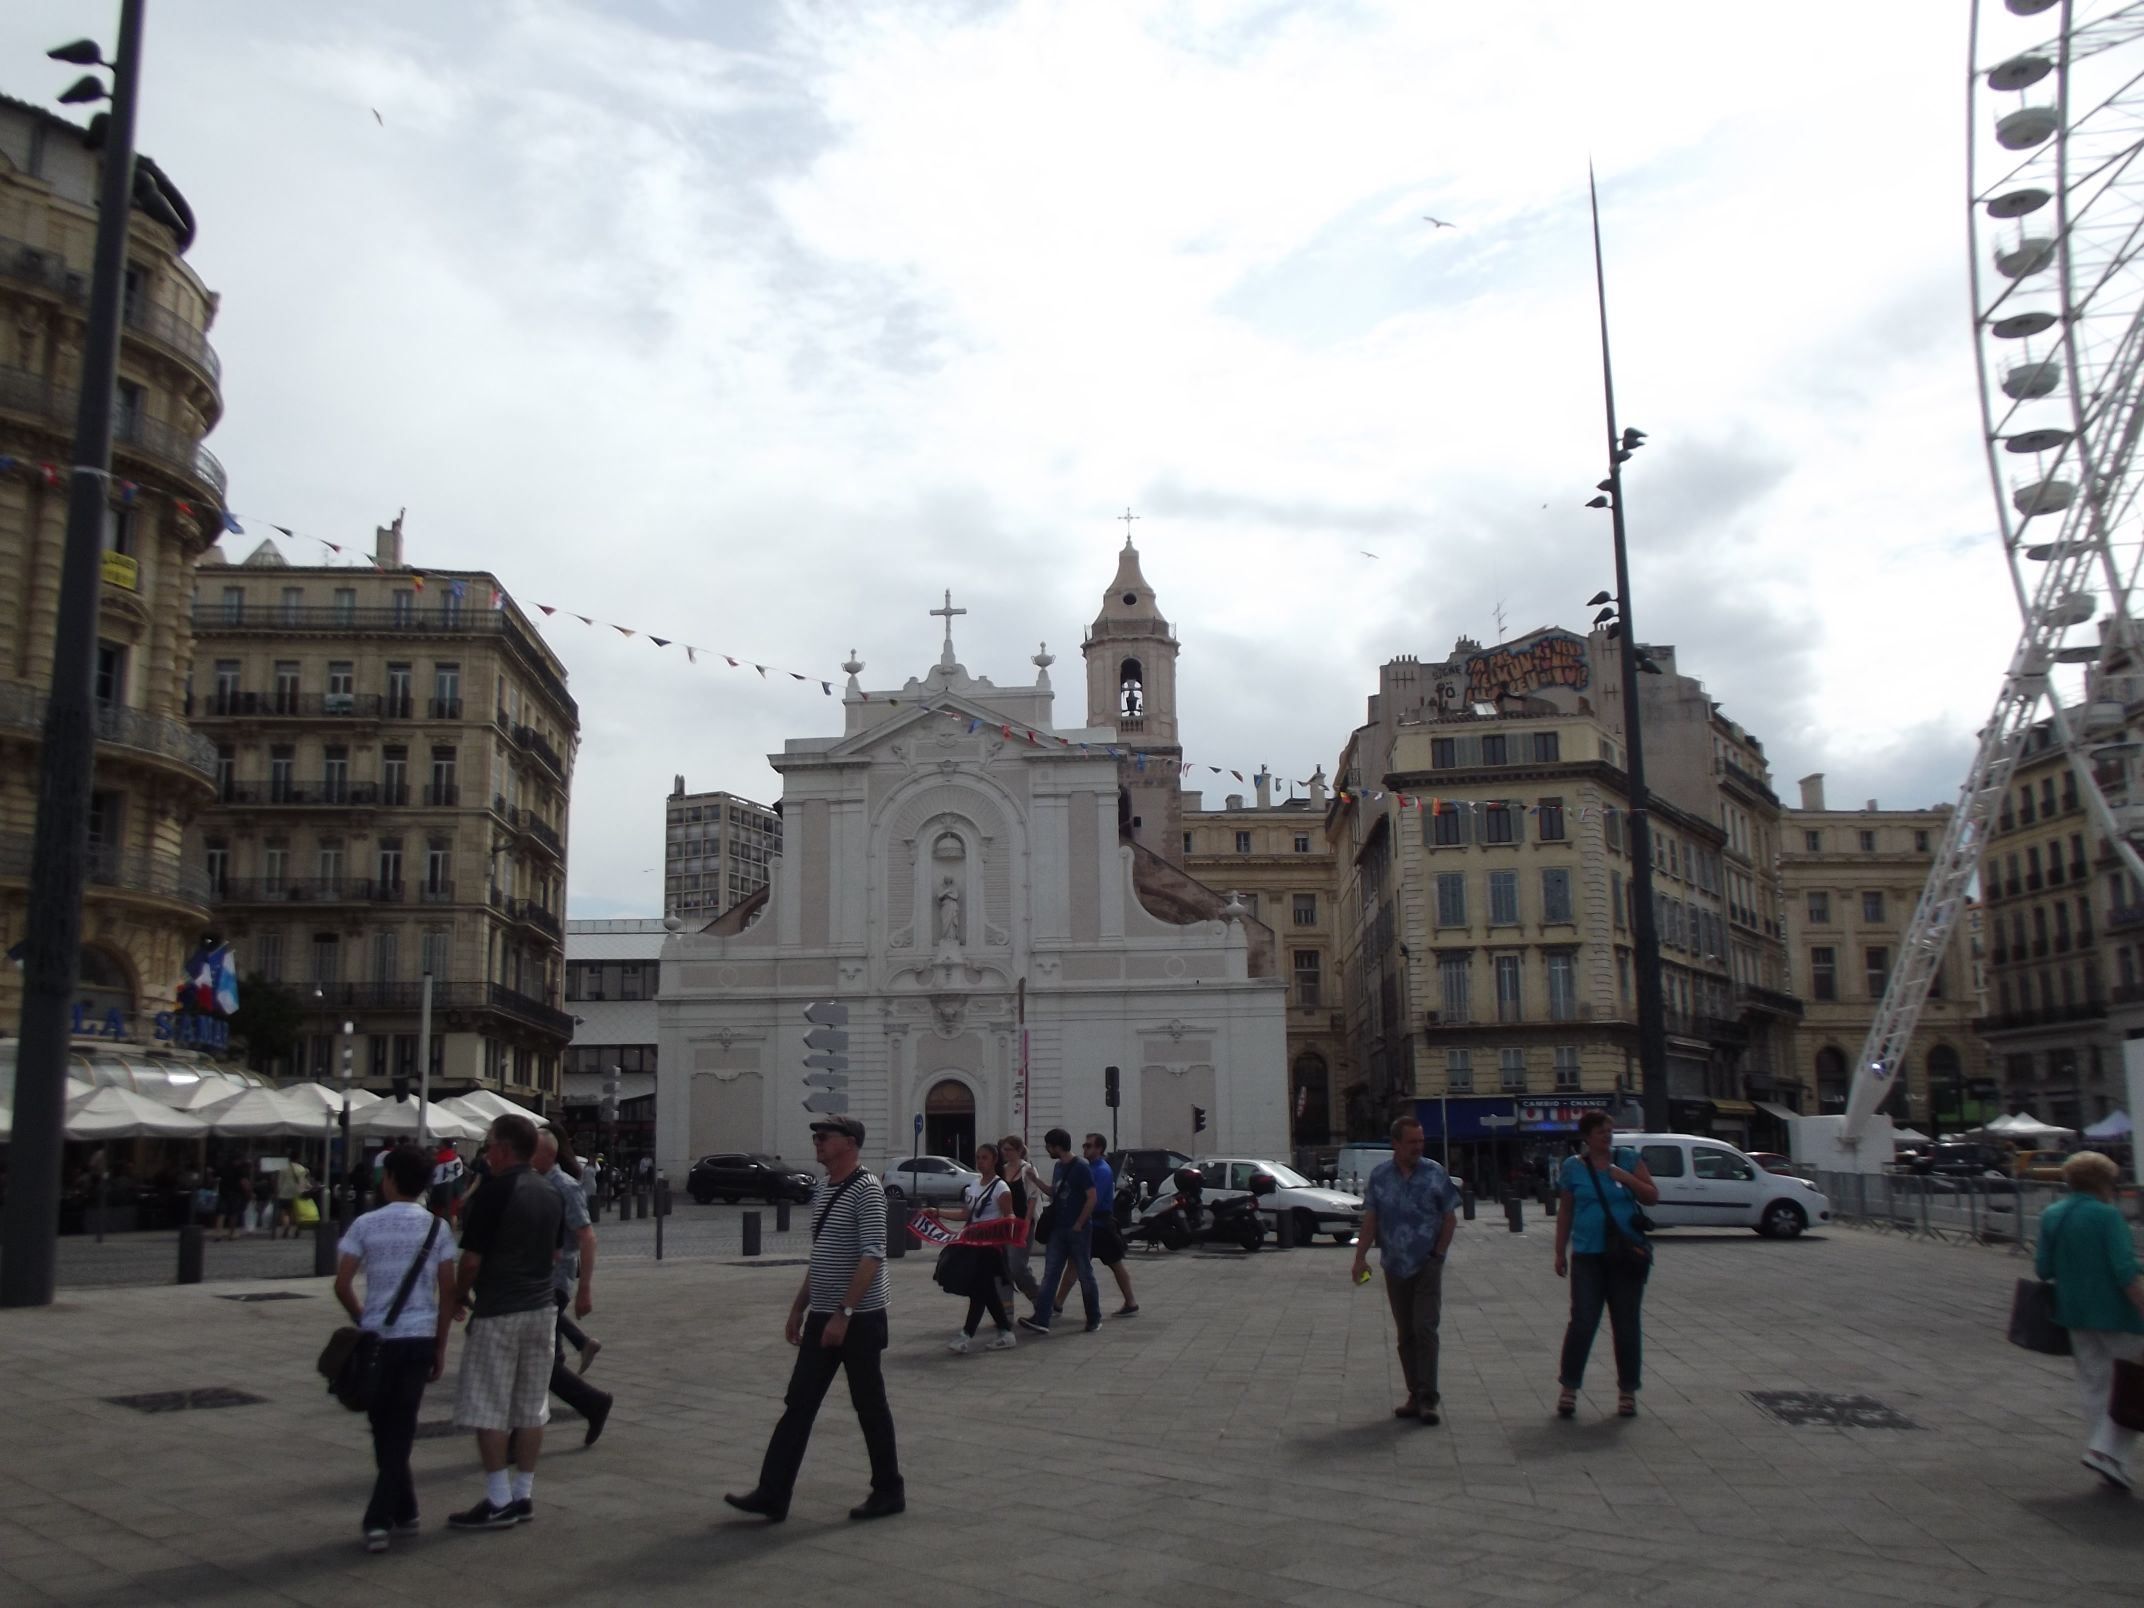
[412,1419,462,1440]
[106,1388,267,1413]
[730,1258,811,1269]
[1745,1391,1918,1430]
[217,1292,311,1302]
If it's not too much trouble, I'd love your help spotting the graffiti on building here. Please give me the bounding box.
[1464,631,1590,702]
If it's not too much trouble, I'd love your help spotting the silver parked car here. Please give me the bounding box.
[881,1155,980,1205]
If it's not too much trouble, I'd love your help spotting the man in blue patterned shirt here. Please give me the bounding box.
[1350,1115,1461,1425]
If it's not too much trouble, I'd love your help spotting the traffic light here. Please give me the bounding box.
[802,1000,851,1115]
[1104,1065,1120,1110]
[1193,1105,1207,1134]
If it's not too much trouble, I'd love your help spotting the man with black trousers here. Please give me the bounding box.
[534,1128,611,1444]
[1019,1127,1101,1336]
[333,1145,459,1552]
[724,1114,903,1524]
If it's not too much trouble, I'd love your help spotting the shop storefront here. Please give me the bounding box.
[1415,1092,1638,1195]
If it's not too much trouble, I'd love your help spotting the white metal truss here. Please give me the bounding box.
[1843,0,2144,1141]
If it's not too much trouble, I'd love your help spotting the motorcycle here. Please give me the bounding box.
[1125,1167,1269,1252]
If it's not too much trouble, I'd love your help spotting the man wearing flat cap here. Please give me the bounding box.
[724,1114,904,1523]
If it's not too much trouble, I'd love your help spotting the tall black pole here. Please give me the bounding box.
[1,0,149,1309]
[1589,166,1671,1135]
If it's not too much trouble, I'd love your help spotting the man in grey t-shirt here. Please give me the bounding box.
[724,1114,902,1524]
[535,1130,612,1446]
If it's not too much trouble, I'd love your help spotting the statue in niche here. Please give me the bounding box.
[932,831,966,946]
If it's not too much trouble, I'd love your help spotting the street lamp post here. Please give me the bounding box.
[1,3,150,1309]
[340,1019,355,1220]
[1584,167,1672,1136]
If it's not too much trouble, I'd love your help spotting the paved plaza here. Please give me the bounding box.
[2,1214,2139,1608]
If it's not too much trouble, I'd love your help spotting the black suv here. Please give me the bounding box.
[687,1153,814,1205]
[1910,1142,2010,1179]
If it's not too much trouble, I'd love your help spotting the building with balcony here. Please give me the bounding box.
[0,95,227,1042]
[1330,628,1788,1169]
[1779,775,1989,1131]
[662,779,779,921]
[1184,770,1348,1148]
[1974,713,2125,1128]
[188,519,578,1107]
[561,917,665,1157]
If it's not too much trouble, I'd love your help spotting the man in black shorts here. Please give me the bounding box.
[1054,1133,1138,1319]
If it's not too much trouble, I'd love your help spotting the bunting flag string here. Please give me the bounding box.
[156,503,1331,795]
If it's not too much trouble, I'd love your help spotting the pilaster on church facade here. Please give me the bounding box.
[655,549,1290,1174]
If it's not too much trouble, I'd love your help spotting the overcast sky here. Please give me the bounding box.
[6,1,2020,919]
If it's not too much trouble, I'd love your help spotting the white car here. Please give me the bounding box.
[881,1155,980,1205]
[1621,1133,1832,1238]
[1191,1157,1365,1245]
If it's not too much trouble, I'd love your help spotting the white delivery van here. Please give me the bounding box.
[1620,1133,1833,1238]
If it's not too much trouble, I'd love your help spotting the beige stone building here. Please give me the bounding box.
[1183,770,1348,1146]
[1778,776,1989,1132]
[1975,717,2124,1128]
[188,522,578,1106]
[1330,627,1802,1168]
[0,96,228,1042]
[663,778,780,921]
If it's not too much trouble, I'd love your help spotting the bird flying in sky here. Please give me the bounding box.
[1361,551,1380,560]
[371,108,383,126]
[1423,216,1455,229]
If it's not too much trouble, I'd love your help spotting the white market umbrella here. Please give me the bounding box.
[278,1082,381,1116]
[2085,1110,2132,1141]
[2000,1115,2076,1142]
[157,1077,263,1113]
[196,1086,321,1139]
[443,1090,544,1126]
[64,1085,209,1139]
[351,1098,485,1142]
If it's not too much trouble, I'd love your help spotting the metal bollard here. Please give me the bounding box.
[1274,1208,1294,1249]
[312,1213,337,1277]
[775,1198,791,1233]
[655,1183,667,1261]
[742,1210,762,1257]
[178,1223,205,1285]
[1504,1196,1525,1233]
[636,1191,649,1220]
[1461,1186,1476,1222]
[885,1187,908,1258]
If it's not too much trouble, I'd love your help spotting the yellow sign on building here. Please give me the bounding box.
[101,551,139,591]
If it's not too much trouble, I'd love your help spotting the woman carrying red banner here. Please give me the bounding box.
[939,1144,1018,1354]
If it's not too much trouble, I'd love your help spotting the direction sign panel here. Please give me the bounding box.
[803,1001,850,1028]
[801,1000,852,1115]
[804,1027,849,1054]
[803,1092,851,1114]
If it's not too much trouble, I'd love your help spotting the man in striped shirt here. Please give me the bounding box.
[724,1114,904,1524]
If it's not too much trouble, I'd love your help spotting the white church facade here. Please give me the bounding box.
[653,541,1290,1175]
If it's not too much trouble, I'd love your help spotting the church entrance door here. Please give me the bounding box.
[924,1078,976,1162]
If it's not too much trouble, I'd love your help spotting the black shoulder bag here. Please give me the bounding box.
[813,1169,867,1240]
[2007,1207,2072,1356]
[1585,1159,1651,1277]
[317,1214,443,1412]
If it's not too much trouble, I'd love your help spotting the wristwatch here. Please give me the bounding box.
[838,1304,856,1318]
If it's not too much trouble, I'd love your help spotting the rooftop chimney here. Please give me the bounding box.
[1254,769,1272,808]
[672,775,684,798]
[375,507,406,570]
[1224,794,1245,812]
[1798,773,1826,811]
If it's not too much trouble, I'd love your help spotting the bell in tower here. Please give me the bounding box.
[1084,516,1185,863]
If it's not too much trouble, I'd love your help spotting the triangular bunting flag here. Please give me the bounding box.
[614,625,634,637]
[724,657,739,668]
[821,681,832,695]
[685,646,697,663]
[536,604,556,616]
[650,637,670,647]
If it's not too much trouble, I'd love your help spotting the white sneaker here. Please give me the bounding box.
[2083,1450,2133,1492]
[946,1333,971,1354]
[988,1328,1017,1350]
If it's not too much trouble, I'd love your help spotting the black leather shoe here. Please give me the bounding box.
[582,1395,613,1447]
[848,1488,906,1521]
[722,1489,788,1523]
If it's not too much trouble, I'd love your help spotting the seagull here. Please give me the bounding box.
[1361,551,1380,559]
[371,108,383,126]
[1423,215,1456,229]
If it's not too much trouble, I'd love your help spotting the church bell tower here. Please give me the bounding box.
[1084,528,1185,864]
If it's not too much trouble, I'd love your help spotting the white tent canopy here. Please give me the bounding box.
[350,1098,485,1142]
[195,1086,322,1138]
[277,1082,382,1116]
[64,1085,210,1139]
[2084,1110,2133,1140]
[1983,1111,2076,1142]
[442,1090,544,1128]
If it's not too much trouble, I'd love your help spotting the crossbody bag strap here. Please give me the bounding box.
[383,1215,442,1328]
[813,1170,867,1241]
[1584,1158,1636,1247]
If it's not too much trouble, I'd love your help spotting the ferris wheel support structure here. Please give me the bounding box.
[1841,0,2144,1148]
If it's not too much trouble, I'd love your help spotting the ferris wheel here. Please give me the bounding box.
[1843,0,2144,1140]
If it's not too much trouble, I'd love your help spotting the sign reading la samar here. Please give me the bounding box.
[1464,630,1590,701]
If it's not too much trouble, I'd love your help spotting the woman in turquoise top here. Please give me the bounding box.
[1553,1112,1658,1420]
[2034,1151,2144,1492]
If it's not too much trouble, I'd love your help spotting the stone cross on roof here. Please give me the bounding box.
[930,589,966,668]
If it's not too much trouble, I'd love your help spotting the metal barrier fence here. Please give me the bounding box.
[1809,1169,2144,1255]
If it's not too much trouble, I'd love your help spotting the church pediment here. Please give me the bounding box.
[824,694,1037,765]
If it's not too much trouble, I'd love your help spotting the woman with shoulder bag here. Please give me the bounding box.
[937,1143,1018,1354]
[2035,1151,2144,1492]
[1552,1112,1660,1420]
[998,1134,1045,1302]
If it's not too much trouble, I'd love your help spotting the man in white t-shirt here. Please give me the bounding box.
[334,1145,461,1554]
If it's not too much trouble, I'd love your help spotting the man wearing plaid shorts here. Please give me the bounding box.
[447,1114,562,1531]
